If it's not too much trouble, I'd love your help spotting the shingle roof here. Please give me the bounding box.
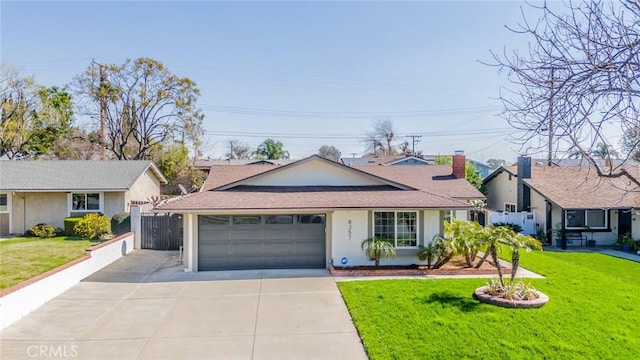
[353,165,484,199]
[201,165,280,190]
[0,160,166,191]
[158,156,484,212]
[522,166,639,209]
[158,188,472,211]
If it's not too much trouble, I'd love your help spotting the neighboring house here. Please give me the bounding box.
[341,152,492,178]
[529,158,640,168]
[156,153,484,271]
[195,158,295,175]
[484,156,640,246]
[0,161,167,235]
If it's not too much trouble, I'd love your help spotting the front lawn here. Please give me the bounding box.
[0,237,101,290]
[339,250,640,359]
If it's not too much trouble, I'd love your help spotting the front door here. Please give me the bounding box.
[618,210,632,237]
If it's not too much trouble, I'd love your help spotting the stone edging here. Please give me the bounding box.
[474,286,549,309]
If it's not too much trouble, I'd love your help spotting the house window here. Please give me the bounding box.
[71,193,101,212]
[0,194,7,212]
[373,211,418,248]
[566,209,607,229]
[504,203,516,212]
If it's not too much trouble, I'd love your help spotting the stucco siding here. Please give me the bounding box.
[125,169,162,212]
[241,160,384,187]
[22,193,67,231]
[549,204,618,246]
[103,192,126,218]
[530,188,547,235]
[330,209,443,267]
[423,210,441,245]
[485,171,517,211]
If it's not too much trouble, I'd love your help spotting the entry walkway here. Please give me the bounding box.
[0,250,367,360]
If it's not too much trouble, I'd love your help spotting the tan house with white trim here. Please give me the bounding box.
[157,154,484,271]
[0,160,166,235]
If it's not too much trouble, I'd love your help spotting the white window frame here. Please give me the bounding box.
[372,211,419,249]
[565,209,608,230]
[504,203,516,212]
[0,193,9,213]
[67,192,104,216]
[0,192,11,234]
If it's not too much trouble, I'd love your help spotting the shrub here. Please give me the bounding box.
[111,212,131,236]
[29,223,56,238]
[492,222,524,234]
[64,216,84,236]
[484,278,539,301]
[73,213,111,240]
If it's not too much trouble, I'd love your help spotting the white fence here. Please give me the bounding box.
[0,232,135,330]
[487,211,537,235]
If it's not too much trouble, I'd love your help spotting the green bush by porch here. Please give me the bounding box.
[338,250,640,359]
[0,237,101,290]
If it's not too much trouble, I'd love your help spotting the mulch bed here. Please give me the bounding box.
[330,255,510,277]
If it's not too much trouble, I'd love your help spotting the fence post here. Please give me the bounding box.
[131,206,142,250]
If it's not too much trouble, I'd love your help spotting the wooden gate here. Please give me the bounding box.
[141,213,183,250]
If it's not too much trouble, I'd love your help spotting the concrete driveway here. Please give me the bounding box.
[0,251,367,360]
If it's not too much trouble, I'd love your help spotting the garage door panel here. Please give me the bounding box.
[263,228,295,240]
[198,215,325,270]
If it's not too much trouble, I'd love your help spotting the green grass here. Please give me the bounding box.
[338,250,640,359]
[0,236,101,290]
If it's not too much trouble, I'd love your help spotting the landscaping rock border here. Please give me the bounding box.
[474,286,549,309]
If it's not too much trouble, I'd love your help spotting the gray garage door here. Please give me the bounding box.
[198,214,326,271]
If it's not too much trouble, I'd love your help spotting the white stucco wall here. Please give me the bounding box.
[240,160,385,187]
[530,188,547,235]
[0,233,134,330]
[330,209,444,267]
[549,204,618,246]
[485,171,517,211]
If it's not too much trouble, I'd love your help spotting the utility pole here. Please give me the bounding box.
[93,60,108,160]
[229,140,235,159]
[547,68,554,167]
[405,135,422,155]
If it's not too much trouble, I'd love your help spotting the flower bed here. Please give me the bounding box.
[331,255,510,277]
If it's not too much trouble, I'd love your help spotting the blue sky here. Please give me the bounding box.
[2,1,535,162]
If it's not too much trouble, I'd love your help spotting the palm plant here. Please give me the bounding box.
[447,219,484,267]
[418,235,456,269]
[477,225,512,287]
[503,233,542,283]
[361,236,396,267]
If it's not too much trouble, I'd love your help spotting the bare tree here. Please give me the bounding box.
[73,58,204,160]
[365,118,397,156]
[488,1,640,186]
[225,140,254,159]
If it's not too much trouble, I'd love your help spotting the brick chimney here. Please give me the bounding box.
[452,150,465,179]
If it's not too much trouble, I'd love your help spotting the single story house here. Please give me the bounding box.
[484,156,639,246]
[0,160,167,235]
[156,154,484,271]
[341,153,492,178]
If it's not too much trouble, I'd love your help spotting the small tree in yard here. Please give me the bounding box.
[478,225,541,287]
[361,237,396,267]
